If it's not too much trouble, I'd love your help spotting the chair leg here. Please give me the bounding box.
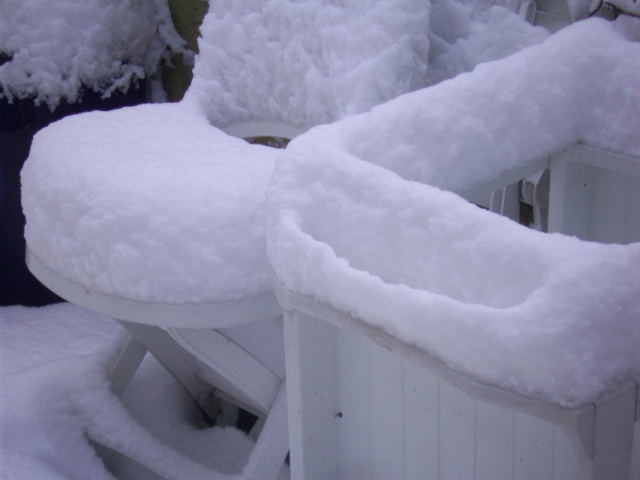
[116,320,220,424]
[243,380,289,480]
[109,333,147,396]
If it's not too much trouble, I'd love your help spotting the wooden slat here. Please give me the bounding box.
[369,344,404,480]
[403,359,439,480]
[476,400,515,479]
[552,425,579,480]
[439,381,476,479]
[337,328,371,479]
[514,413,554,479]
[624,176,640,243]
[169,327,280,416]
[283,311,339,480]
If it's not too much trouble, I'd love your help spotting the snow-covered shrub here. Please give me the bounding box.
[0,0,186,108]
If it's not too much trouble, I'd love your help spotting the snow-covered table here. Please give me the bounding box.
[267,18,640,480]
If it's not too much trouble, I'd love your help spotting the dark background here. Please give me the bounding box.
[0,84,148,306]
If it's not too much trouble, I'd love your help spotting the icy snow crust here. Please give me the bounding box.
[22,103,279,304]
[185,0,430,131]
[0,0,185,108]
[267,19,640,408]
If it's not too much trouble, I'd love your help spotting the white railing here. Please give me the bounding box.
[271,142,640,480]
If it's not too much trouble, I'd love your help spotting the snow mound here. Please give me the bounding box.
[281,18,640,194]
[0,0,185,108]
[267,19,640,407]
[185,0,430,130]
[21,0,435,305]
[22,102,279,303]
[426,1,550,86]
[0,303,282,479]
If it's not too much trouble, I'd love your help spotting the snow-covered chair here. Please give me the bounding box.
[21,1,429,478]
[267,18,640,479]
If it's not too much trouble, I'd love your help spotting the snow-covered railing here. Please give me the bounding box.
[267,17,640,480]
[269,141,640,479]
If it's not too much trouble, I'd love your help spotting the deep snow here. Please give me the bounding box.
[4,0,639,477]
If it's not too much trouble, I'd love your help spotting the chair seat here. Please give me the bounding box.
[22,102,282,315]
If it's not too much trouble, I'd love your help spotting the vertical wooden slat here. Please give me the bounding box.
[403,360,440,480]
[284,311,339,480]
[337,328,371,480]
[623,176,640,243]
[513,413,554,479]
[439,380,477,479]
[551,425,579,480]
[592,386,636,480]
[369,343,405,480]
[590,167,627,244]
[550,160,596,240]
[475,401,515,479]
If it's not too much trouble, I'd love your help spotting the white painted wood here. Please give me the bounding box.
[548,154,596,239]
[548,144,640,244]
[243,381,289,480]
[168,327,281,416]
[476,400,515,479]
[624,177,640,243]
[590,167,628,243]
[552,425,579,480]
[26,248,281,329]
[461,154,549,203]
[369,344,405,480]
[337,327,371,479]
[28,247,293,478]
[402,360,439,480]
[630,421,640,480]
[532,0,573,32]
[514,412,555,479]
[116,321,220,422]
[284,310,339,480]
[108,334,147,396]
[592,387,636,480]
[439,380,476,479]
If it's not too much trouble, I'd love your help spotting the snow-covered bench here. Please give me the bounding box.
[267,18,640,479]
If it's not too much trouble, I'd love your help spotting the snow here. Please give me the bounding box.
[267,18,640,408]
[277,18,640,195]
[19,0,550,305]
[0,303,288,480]
[20,0,436,304]
[0,0,186,109]
[9,0,640,475]
[426,0,550,86]
[22,102,280,304]
[184,0,431,131]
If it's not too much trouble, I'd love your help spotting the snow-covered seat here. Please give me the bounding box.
[267,19,640,479]
[21,1,429,478]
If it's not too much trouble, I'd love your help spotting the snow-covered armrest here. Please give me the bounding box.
[266,17,640,410]
[22,103,280,308]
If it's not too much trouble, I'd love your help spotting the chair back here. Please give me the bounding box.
[184,0,430,134]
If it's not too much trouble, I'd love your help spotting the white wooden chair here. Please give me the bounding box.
[21,1,430,478]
